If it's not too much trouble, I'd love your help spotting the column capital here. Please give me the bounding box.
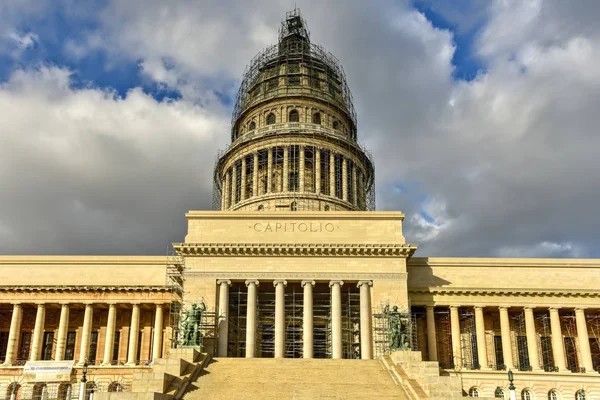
[245,279,260,287]
[217,279,232,286]
[357,280,372,288]
[523,306,536,311]
[155,303,165,308]
[83,302,94,306]
[35,302,46,307]
[301,280,315,287]
[449,305,460,310]
[273,280,287,287]
[59,303,70,307]
[473,305,486,310]
[329,280,344,288]
[107,302,118,307]
[131,302,141,308]
[425,304,435,310]
[574,307,588,312]
[498,306,511,310]
[548,307,561,312]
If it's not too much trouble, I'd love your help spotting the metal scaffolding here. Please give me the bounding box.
[434,308,453,369]
[459,308,477,370]
[212,8,375,212]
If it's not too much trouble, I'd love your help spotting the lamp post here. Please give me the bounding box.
[89,386,95,400]
[78,362,88,400]
[508,369,516,400]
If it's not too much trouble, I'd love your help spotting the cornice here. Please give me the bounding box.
[408,257,600,268]
[409,287,600,297]
[184,210,406,220]
[0,285,178,293]
[0,256,169,265]
[184,271,407,280]
[173,242,417,258]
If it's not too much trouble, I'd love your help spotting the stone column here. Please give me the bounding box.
[240,156,247,200]
[217,279,232,357]
[2,303,22,365]
[549,307,566,371]
[102,304,117,365]
[126,304,141,365]
[252,153,259,197]
[283,146,289,192]
[449,306,462,369]
[231,162,238,204]
[425,306,438,362]
[524,307,541,370]
[329,151,336,196]
[55,303,70,361]
[575,308,594,372]
[315,149,321,194]
[30,303,46,361]
[352,165,358,206]
[357,281,372,359]
[267,148,273,193]
[302,280,315,358]
[274,280,287,358]
[474,306,489,369]
[499,307,514,370]
[299,145,305,191]
[152,304,164,360]
[342,158,348,201]
[245,280,259,358]
[330,280,344,359]
[78,304,94,364]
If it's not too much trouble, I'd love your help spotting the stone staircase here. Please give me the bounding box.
[380,350,463,400]
[184,358,411,399]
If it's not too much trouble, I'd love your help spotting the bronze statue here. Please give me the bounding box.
[180,302,206,347]
[385,305,411,351]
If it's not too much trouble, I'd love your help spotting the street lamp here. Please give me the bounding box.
[9,382,18,400]
[78,361,88,400]
[89,386,95,400]
[508,369,516,400]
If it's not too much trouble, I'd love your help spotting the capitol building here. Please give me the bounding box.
[0,9,598,400]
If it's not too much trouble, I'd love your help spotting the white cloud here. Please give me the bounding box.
[0,65,229,254]
[495,241,584,258]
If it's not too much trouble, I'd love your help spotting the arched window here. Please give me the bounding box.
[548,390,559,400]
[257,204,264,211]
[324,205,330,211]
[32,384,47,400]
[249,121,256,130]
[522,389,533,400]
[312,112,321,125]
[266,113,276,125]
[332,120,340,130]
[495,388,506,399]
[6,383,21,400]
[576,390,586,400]
[290,201,297,211]
[108,382,124,392]
[86,382,97,400]
[58,384,72,400]
[289,109,299,122]
[469,387,480,397]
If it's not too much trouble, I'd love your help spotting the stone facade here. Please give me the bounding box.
[0,8,599,400]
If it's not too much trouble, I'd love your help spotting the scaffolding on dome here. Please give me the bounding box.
[211,8,375,213]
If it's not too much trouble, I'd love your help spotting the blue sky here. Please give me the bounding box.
[1,0,600,257]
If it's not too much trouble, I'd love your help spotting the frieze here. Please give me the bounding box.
[0,286,175,292]
[183,271,407,280]
[252,221,336,233]
[173,242,418,258]
[409,287,600,297]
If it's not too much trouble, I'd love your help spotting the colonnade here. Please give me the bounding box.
[216,279,373,359]
[0,303,165,366]
[424,305,597,373]
[221,146,365,210]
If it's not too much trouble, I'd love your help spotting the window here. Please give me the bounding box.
[249,121,256,130]
[6,383,21,400]
[112,331,120,364]
[469,387,480,397]
[257,205,264,211]
[333,120,340,130]
[312,112,321,125]
[42,332,54,361]
[32,384,47,400]
[495,388,506,399]
[266,113,276,125]
[522,389,533,400]
[288,75,301,86]
[58,384,72,400]
[289,109,299,122]
[324,205,330,211]
[89,332,98,363]
[0,332,8,361]
[18,332,32,361]
[290,201,297,211]
[576,390,586,400]
[108,382,124,392]
[65,332,76,360]
[548,390,559,400]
